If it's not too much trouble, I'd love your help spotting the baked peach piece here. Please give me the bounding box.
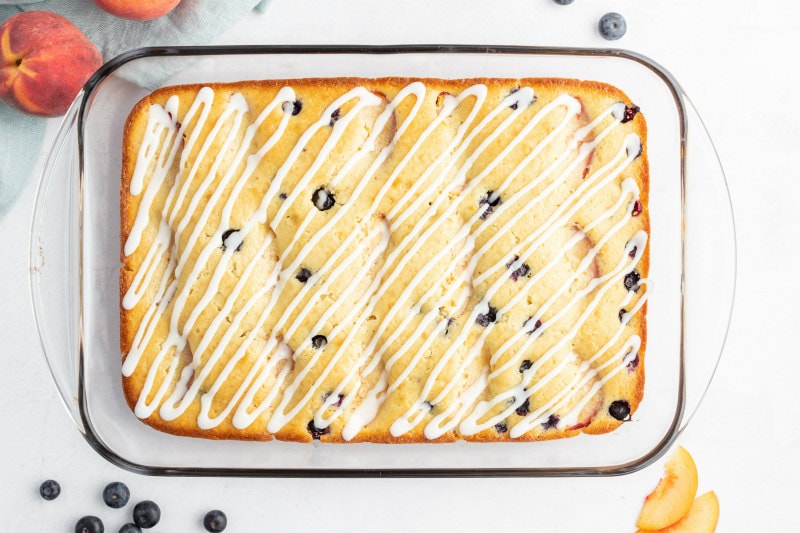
[636,446,699,530]
[635,491,719,533]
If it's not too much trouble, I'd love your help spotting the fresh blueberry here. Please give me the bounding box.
[312,187,335,211]
[478,191,502,220]
[74,516,104,533]
[624,269,641,292]
[204,510,228,532]
[311,334,327,349]
[295,267,312,283]
[598,12,627,40]
[132,500,160,529]
[519,359,532,373]
[220,229,243,252]
[475,304,497,327]
[119,525,141,533]
[542,413,560,430]
[609,399,631,421]
[515,397,530,417]
[553,0,574,4]
[307,419,330,440]
[494,421,508,433]
[39,479,60,501]
[103,481,130,509]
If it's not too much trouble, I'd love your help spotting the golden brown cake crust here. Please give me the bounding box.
[120,77,649,443]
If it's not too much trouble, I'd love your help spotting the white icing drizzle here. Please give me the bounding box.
[122,80,649,441]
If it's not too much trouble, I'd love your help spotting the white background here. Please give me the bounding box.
[1,0,794,530]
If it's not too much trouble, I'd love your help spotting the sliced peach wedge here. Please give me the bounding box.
[635,491,719,533]
[636,446,699,530]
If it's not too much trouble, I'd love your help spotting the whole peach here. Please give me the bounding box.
[92,0,181,21]
[0,11,102,117]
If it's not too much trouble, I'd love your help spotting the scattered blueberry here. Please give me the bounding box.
[621,104,640,123]
[519,359,532,373]
[542,413,560,430]
[598,12,627,40]
[312,187,335,211]
[39,479,60,501]
[295,267,313,283]
[311,334,328,349]
[628,244,638,259]
[609,399,631,421]
[329,108,341,126]
[553,0,574,4]
[494,421,508,433]
[626,352,640,372]
[307,419,330,439]
[282,99,302,116]
[624,270,641,292]
[505,255,531,281]
[132,500,160,529]
[475,304,497,327]
[478,191,502,220]
[515,397,531,417]
[618,308,627,322]
[75,516,104,533]
[119,524,141,533]
[103,481,130,509]
[204,510,228,532]
[220,229,243,252]
[323,391,344,407]
[278,191,288,200]
[524,317,543,335]
[631,199,643,216]
[507,88,520,110]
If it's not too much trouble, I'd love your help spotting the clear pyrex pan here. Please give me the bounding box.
[29,46,735,476]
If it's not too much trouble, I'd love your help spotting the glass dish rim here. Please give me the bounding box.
[60,44,694,477]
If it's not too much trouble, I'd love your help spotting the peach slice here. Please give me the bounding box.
[636,446,699,530]
[635,491,719,533]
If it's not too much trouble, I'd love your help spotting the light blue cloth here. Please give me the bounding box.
[0,0,267,218]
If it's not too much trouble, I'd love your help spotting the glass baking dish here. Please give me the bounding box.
[28,45,735,477]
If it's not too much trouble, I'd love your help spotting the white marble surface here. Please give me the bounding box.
[1,0,795,530]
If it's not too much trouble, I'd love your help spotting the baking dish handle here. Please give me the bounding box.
[29,95,85,431]
[679,95,736,432]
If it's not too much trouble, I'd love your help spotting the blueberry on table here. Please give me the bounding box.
[204,509,228,532]
[598,12,627,40]
[75,516,104,533]
[103,481,130,509]
[119,524,142,533]
[132,500,160,529]
[39,479,60,500]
